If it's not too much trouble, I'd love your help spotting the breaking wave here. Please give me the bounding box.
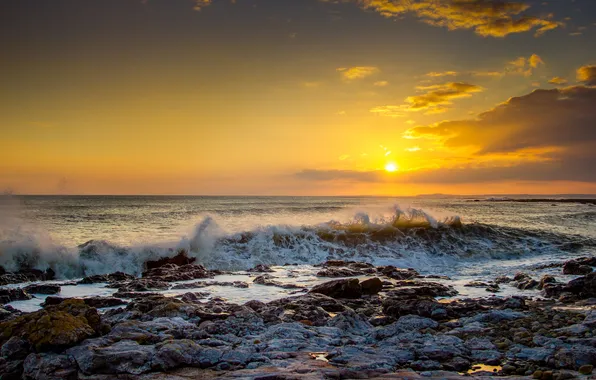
[0,206,593,278]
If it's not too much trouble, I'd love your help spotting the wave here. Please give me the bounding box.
[0,206,593,279]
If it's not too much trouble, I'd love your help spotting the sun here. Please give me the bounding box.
[385,162,398,172]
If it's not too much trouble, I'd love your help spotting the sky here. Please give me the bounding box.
[1,0,596,195]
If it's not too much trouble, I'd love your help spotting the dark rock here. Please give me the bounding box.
[378,266,419,280]
[564,272,596,298]
[316,267,364,277]
[1,337,30,360]
[78,272,136,284]
[22,353,78,380]
[144,250,196,271]
[539,275,557,290]
[109,278,170,292]
[495,275,513,283]
[0,299,101,352]
[0,288,32,304]
[563,260,593,275]
[360,277,383,295]
[24,284,61,295]
[247,264,274,273]
[253,275,303,289]
[142,264,212,282]
[0,357,24,379]
[310,278,362,299]
[0,268,55,286]
[45,296,128,309]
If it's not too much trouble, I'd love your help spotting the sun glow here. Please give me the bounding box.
[385,162,398,172]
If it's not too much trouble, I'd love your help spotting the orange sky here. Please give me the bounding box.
[1,0,596,195]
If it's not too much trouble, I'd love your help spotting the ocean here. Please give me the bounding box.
[1,195,595,311]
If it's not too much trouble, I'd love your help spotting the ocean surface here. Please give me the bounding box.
[1,195,596,311]
[2,194,595,275]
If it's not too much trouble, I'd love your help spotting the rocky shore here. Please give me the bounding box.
[1,254,596,379]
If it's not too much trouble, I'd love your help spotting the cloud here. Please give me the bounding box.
[344,0,561,37]
[506,54,544,76]
[304,75,596,185]
[426,71,458,77]
[195,1,562,37]
[337,66,380,80]
[374,80,389,87]
[548,77,568,85]
[577,65,596,86]
[371,82,483,116]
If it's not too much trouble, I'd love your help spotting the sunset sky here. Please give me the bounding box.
[2,0,596,195]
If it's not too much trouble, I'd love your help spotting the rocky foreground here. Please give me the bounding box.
[1,255,596,379]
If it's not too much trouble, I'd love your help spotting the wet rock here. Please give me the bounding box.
[142,264,213,282]
[502,297,526,310]
[539,275,557,290]
[543,283,565,298]
[383,297,443,319]
[495,275,513,284]
[1,337,30,360]
[378,266,419,280]
[554,345,596,369]
[112,291,161,299]
[360,277,383,295]
[109,278,170,292]
[515,273,540,290]
[385,280,458,299]
[563,259,593,275]
[22,353,78,380]
[253,275,303,289]
[24,284,61,295]
[171,280,249,289]
[179,292,210,303]
[0,299,101,352]
[0,288,32,304]
[0,268,55,286]
[78,272,136,285]
[564,272,596,298]
[310,278,362,299]
[579,364,593,375]
[316,267,364,277]
[247,264,274,273]
[144,250,196,270]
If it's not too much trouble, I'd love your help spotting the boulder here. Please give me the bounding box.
[78,272,135,284]
[310,278,362,299]
[360,277,383,295]
[0,288,32,304]
[144,250,196,271]
[247,264,274,273]
[0,299,101,352]
[22,353,78,380]
[142,264,212,282]
[564,272,596,298]
[24,284,61,295]
[563,260,593,275]
[43,296,127,308]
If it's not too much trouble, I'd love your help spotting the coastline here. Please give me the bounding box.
[1,256,595,379]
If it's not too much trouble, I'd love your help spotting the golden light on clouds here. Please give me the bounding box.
[337,66,380,80]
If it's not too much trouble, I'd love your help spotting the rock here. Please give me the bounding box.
[43,296,127,308]
[503,297,526,309]
[144,250,197,271]
[1,337,30,360]
[253,275,303,289]
[24,284,61,295]
[0,288,32,304]
[495,275,512,283]
[378,266,419,280]
[67,339,156,375]
[310,278,362,299]
[78,272,135,284]
[0,357,24,379]
[0,268,55,286]
[316,267,364,277]
[563,260,593,275]
[22,353,78,380]
[359,277,383,295]
[514,273,540,290]
[0,299,101,352]
[247,264,274,273]
[564,272,596,298]
[539,275,557,290]
[142,264,213,282]
[579,364,593,375]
